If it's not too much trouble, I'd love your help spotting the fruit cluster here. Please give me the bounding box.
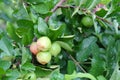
[30,36,61,65]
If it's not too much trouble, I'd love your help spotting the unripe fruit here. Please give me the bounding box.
[24,72,36,80]
[30,42,39,55]
[36,52,51,65]
[37,36,51,51]
[81,16,93,27]
[50,42,61,57]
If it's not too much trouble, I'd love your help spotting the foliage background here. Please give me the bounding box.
[0,0,120,80]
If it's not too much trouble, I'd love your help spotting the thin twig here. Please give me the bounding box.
[66,52,87,73]
[45,0,67,22]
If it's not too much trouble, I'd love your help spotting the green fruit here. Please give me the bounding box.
[37,36,51,51]
[24,72,36,80]
[36,52,51,65]
[50,42,61,57]
[81,16,93,27]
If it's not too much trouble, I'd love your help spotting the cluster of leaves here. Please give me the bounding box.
[0,0,120,80]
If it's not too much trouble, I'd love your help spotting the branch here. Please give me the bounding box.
[96,16,112,24]
[45,0,67,22]
[57,5,114,25]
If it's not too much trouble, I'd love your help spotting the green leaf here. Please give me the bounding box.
[21,62,35,71]
[21,47,32,65]
[17,19,34,28]
[48,24,66,40]
[0,60,11,71]
[37,17,49,35]
[92,14,100,33]
[72,5,80,17]
[110,63,120,80]
[65,71,97,80]
[90,57,106,76]
[16,27,28,38]
[35,66,52,77]
[13,6,29,20]
[0,67,6,77]
[56,41,73,52]
[16,27,34,45]
[4,69,20,80]
[76,36,97,62]
[0,37,14,56]
[32,3,50,14]
[88,0,100,10]
[115,40,120,61]
[104,0,120,18]
[67,60,76,74]
[50,69,64,80]
[95,9,107,17]
[6,22,20,41]
[113,20,119,34]
[97,75,107,80]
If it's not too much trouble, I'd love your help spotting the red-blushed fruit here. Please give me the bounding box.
[30,42,39,55]
[36,52,51,65]
[50,42,61,57]
[36,36,51,51]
